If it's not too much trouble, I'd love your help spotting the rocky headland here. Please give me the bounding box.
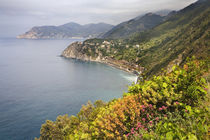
[61,41,143,76]
[17,22,114,39]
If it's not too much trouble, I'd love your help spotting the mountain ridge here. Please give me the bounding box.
[17,22,114,39]
[102,12,167,39]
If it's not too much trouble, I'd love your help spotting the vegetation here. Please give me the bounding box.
[102,13,165,39]
[69,0,210,77]
[36,58,209,139]
[37,1,210,139]
[128,0,210,76]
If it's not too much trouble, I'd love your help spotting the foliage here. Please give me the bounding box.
[37,58,209,140]
[71,1,210,77]
[126,57,208,107]
[39,1,210,139]
[102,13,165,39]
[125,58,209,139]
[93,95,143,139]
[129,1,210,76]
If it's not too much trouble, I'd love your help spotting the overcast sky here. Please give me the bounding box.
[0,0,197,37]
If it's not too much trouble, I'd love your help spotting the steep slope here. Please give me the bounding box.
[102,13,166,39]
[40,50,210,140]
[128,0,210,76]
[37,1,210,139]
[155,9,172,16]
[17,22,114,39]
[62,0,210,77]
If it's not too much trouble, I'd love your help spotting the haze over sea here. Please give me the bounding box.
[0,38,137,140]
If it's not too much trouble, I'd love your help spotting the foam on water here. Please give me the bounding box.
[120,74,138,83]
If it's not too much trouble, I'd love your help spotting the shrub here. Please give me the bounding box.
[37,58,209,140]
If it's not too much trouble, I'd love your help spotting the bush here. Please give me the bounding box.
[37,58,209,140]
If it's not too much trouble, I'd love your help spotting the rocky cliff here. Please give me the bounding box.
[61,41,142,75]
[62,42,103,62]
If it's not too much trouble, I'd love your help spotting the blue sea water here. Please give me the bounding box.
[0,38,137,140]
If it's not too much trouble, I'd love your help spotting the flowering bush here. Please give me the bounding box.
[125,58,209,139]
[37,58,209,140]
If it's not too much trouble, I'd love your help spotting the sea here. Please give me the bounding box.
[0,38,137,140]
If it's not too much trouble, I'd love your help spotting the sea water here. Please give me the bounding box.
[0,38,137,139]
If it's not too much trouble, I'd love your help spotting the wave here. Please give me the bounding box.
[120,74,138,83]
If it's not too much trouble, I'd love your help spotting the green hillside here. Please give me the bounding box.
[63,0,209,77]
[102,13,165,39]
[36,58,209,140]
[127,0,210,76]
[37,0,210,139]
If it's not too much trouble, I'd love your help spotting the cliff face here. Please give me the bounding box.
[61,42,103,61]
[17,30,39,39]
[61,41,142,75]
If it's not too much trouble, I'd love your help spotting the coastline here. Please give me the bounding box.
[103,60,140,76]
[60,41,144,80]
[60,55,140,76]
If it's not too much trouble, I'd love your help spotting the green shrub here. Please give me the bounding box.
[37,58,209,140]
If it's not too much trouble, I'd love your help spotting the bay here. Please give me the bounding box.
[0,38,137,140]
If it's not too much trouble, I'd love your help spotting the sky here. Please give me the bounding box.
[0,0,197,37]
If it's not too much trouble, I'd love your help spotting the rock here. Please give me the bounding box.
[62,42,98,62]
[61,41,143,77]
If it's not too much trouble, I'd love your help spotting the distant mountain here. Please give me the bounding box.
[102,13,167,39]
[17,22,114,39]
[155,9,172,16]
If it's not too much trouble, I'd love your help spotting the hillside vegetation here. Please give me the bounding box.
[62,0,210,77]
[36,58,209,139]
[37,0,210,139]
[102,13,166,39]
[128,0,210,76]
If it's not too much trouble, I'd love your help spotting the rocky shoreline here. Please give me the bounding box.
[61,42,143,76]
[61,55,140,76]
